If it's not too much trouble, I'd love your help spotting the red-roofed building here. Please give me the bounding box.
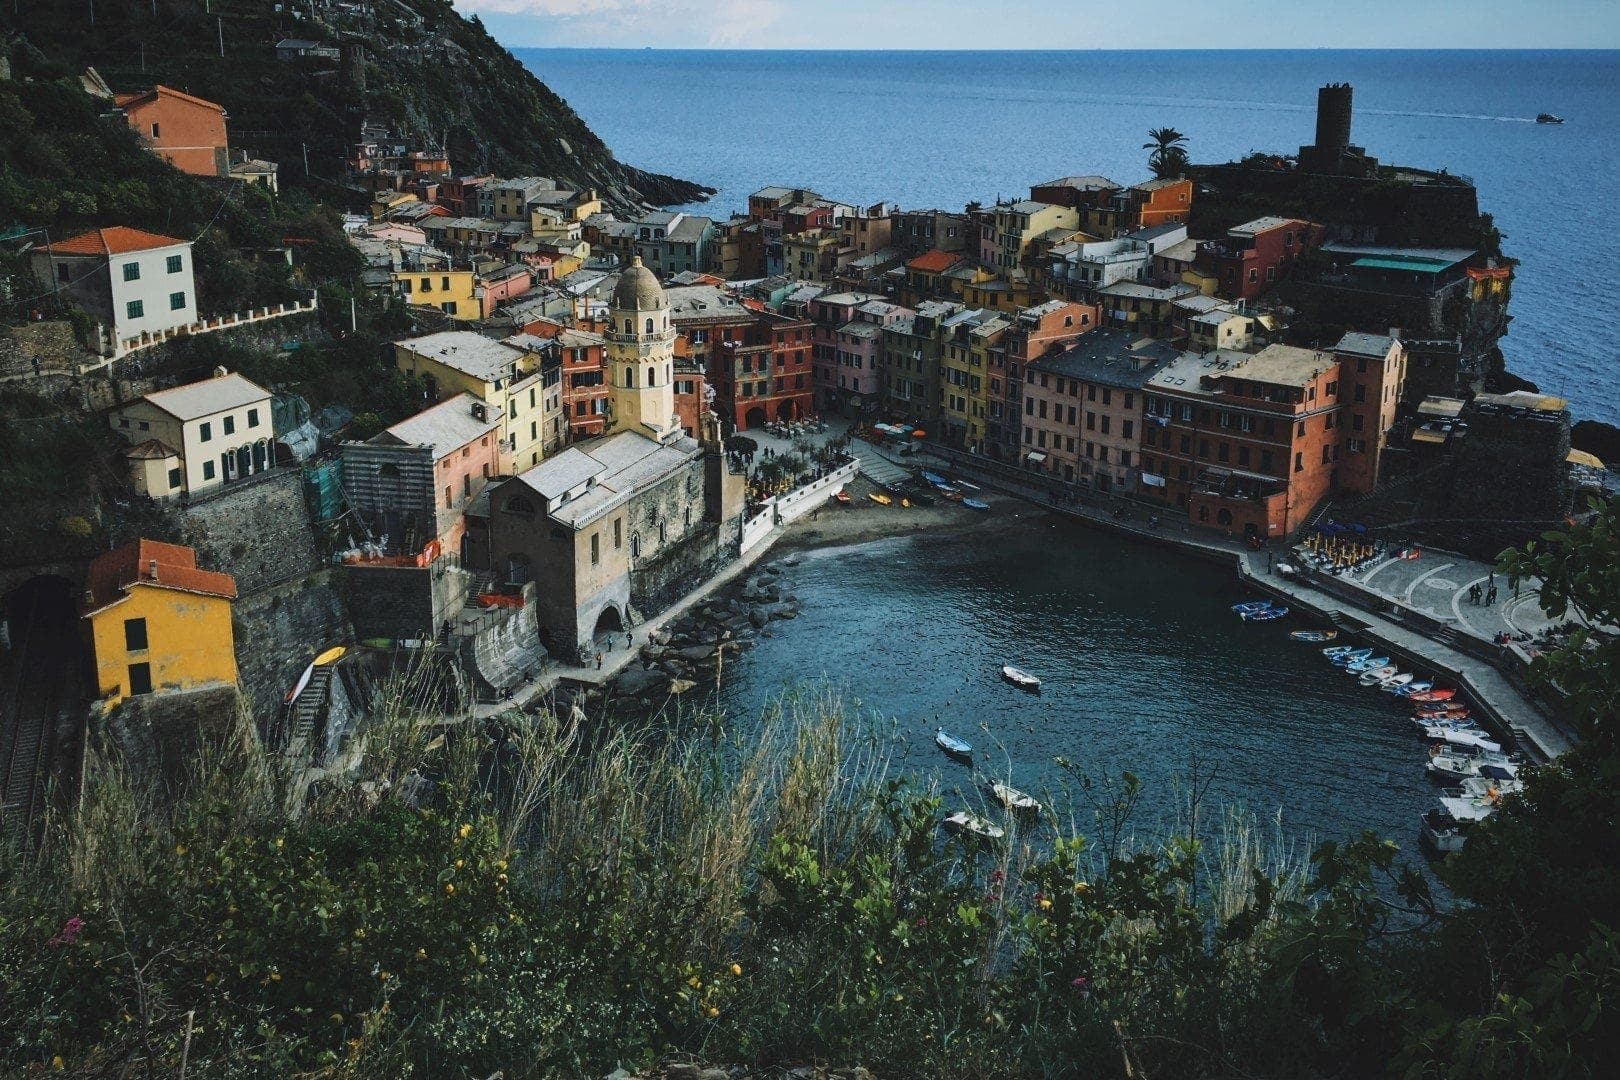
[31,227,197,355]
[904,249,967,298]
[116,85,230,177]
[83,539,238,705]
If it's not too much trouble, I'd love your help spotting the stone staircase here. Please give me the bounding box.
[856,452,911,490]
[283,665,333,760]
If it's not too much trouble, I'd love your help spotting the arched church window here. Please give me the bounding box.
[630,533,641,558]
[505,495,535,516]
[627,367,635,388]
[647,366,655,387]
[624,319,632,334]
[645,317,654,334]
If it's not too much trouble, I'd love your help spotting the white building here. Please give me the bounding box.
[31,227,197,356]
[108,370,275,498]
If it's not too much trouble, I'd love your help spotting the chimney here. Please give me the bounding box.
[148,559,159,582]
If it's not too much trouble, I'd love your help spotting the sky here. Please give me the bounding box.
[452,0,1620,50]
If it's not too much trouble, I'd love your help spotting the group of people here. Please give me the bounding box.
[1469,576,1500,607]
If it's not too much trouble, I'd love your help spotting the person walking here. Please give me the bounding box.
[1469,583,1481,605]
[1487,585,1498,606]
[595,651,603,670]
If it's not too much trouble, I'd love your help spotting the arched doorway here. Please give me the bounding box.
[775,400,796,421]
[1216,508,1234,527]
[744,407,767,429]
[593,605,623,639]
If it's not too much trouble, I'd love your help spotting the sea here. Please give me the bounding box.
[705,522,1440,855]
[517,48,1620,424]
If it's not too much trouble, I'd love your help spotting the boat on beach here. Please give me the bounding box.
[935,727,973,761]
[921,471,950,487]
[1001,665,1041,691]
[869,492,892,506]
[941,810,1005,840]
[1291,629,1338,643]
[833,490,851,505]
[962,498,991,512]
[985,781,1041,814]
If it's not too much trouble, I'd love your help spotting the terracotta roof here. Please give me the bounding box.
[906,249,963,274]
[85,539,237,615]
[42,226,188,257]
[124,438,179,460]
[116,84,226,115]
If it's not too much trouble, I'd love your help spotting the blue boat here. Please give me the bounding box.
[921,471,949,487]
[1242,605,1289,622]
[1233,600,1273,614]
[1346,655,1391,673]
[935,728,973,761]
[1397,680,1434,697]
[962,498,991,512]
[1330,647,1375,667]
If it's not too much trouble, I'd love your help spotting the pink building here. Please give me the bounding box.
[809,291,879,412]
[477,264,534,319]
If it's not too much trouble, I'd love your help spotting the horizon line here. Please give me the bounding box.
[503,45,1620,53]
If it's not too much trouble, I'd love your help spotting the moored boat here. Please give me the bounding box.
[1330,647,1374,667]
[1427,750,1519,784]
[1410,712,1476,733]
[1423,725,1501,753]
[1378,673,1415,692]
[1234,600,1273,614]
[1408,688,1458,703]
[941,810,1005,840]
[1358,665,1399,685]
[1242,605,1288,622]
[935,727,973,761]
[1322,644,1359,659]
[1396,680,1433,697]
[1292,629,1338,643]
[986,781,1042,814]
[1001,664,1041,691]
[1346,655,1391,673]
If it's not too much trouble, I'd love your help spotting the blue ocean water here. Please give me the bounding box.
[517,49,1620,422]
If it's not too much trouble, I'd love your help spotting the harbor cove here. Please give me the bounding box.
[1,3,1617,1076]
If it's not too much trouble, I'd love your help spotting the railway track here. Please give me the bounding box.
[1,583,73,846]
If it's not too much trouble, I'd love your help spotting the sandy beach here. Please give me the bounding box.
[774,473,1033,553]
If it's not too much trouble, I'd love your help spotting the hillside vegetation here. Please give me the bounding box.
[2,506,1619,1078]
[0,0,709,209]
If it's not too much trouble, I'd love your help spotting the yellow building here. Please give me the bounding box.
[393,331,551,471]
[938,309,1010,449]
[84,539,238,706]
[990,201,1080,279]
[392,267,479,322]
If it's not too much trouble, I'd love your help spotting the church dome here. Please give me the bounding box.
[611,256,666,311]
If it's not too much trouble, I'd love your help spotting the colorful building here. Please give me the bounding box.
[83,539,238,706]
[985,200,1081,278]
[393,331,549,472]
[1331,332,1407,495]
[116,85,229,177]
[938,308,1011,450]
[1081,178,1194,238]
[1020,329,1179,489]
[109,371,274,498]
[1144,345,1343,539]
[341,393,504,558]
[31,227,198,357]
[1194,217,1322,301]
[392,266,480,321]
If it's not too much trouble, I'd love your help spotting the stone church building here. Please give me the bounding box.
[485,258,745,660]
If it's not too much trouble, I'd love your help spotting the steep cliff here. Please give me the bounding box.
[0,0,710,210]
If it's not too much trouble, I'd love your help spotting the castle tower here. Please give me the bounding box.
[1314,83,1353,152]
[604,257,679,442]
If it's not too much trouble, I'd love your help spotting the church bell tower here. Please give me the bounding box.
[604,256,678,442]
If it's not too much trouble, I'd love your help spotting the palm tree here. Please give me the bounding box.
[1143,127,1190,179]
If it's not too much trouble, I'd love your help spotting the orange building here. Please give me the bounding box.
[1331,332,1407,495]
[1083,178,1193,238]
[116,86,229,178]
[1143,345,1343,541]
